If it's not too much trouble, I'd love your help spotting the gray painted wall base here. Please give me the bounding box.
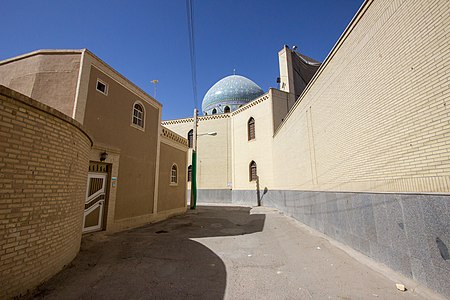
[195,188,450,298]
[188,189,232,204]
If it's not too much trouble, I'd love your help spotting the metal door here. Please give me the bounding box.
[83,173,107,233]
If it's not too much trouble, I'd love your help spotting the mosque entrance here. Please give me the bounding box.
[82,163,109,233]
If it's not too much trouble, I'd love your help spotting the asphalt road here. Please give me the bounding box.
[26,205,432,299]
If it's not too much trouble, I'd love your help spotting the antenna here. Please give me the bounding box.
[151,79,158,98]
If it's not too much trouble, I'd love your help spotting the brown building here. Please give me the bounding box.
[0,49,188,234]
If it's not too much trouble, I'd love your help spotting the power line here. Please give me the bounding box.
[186,0,198,109]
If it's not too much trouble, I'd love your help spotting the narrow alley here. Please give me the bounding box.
[25,206,436,300]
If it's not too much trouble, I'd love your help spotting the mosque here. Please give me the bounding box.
[163,0,450,297]
[163,45,321,204]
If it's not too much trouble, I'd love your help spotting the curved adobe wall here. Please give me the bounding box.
[0,86,92,298]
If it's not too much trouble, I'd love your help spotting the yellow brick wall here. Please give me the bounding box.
[231,93,275,190]
[163,115,232,189]
[0,86,91,298]
[273,0,450,193]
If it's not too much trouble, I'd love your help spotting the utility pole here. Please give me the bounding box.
[190,108,198,209]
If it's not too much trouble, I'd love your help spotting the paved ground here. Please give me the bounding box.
[26,206,432,299]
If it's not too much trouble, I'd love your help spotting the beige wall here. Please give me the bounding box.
[163,0,449,196]
[0,86,91,299]
[0,49,188,233]
[231,93,275,191]
[83,65,161,220]
[271,89,295,133]
[163,114,232,190]
[272,0,450,193]
[158,139,187,212]
[0,51,81,117]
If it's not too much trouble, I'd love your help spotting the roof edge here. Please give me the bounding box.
[82,49,162,108]
[274,0,373,137]
[0,48,163,109]
[0,49,85,66]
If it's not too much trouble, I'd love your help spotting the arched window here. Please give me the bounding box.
[212,108,217,114]
[170,164,178,184]
[224,106,230,113]
[132,102,144,128]
[249,161,257,181]
[188,129,193,148]
[187,165,192,182]
[248,117,255,140]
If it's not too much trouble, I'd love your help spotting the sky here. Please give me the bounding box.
[1,0,364,120]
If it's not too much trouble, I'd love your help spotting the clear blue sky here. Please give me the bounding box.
[1,0,363,120]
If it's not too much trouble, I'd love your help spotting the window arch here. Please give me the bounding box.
[187,165,192,182]
[188,129,193,148]
[249,161,257,181]
[132,102,145,129]
[224,106,230,113]
[212,108,217,114]
[248,117,255,140]
[170,164,178,184]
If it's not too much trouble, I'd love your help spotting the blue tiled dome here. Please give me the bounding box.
[202,75,264,115]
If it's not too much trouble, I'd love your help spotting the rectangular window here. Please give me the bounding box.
[96,79,108,95]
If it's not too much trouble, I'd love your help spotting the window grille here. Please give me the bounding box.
[249,161,257,181]
[188,165,192,182]
[188,130,193,148]
[171,164,178,184]
[248,117,255,140]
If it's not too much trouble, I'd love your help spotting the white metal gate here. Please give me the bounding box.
[83,173,107,233]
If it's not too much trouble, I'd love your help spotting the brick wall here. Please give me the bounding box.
[266,0,450,296]
[0,86,92,298]
[273,0,450,194]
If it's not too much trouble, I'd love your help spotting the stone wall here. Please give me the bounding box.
[0,86,92,298]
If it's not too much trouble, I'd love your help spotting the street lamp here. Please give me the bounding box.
[190,108,217,209]
[198,132,217,137]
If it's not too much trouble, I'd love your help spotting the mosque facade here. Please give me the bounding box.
[163,0,450,297]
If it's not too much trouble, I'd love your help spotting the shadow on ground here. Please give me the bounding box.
[26,206,265,299]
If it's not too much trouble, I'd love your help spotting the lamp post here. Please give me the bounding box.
[190,108,217,209]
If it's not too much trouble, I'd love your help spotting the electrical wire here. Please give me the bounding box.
[186,0,199,109]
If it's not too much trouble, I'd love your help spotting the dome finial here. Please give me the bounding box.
[233,68,236,75]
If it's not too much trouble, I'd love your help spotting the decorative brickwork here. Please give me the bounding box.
[161,127,188,147]
[161,112,232,126]
[231,93,270,115]
[0,85,92,299]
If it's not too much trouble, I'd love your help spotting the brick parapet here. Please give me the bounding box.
[161,126,188,147]
[0,86,92,298]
